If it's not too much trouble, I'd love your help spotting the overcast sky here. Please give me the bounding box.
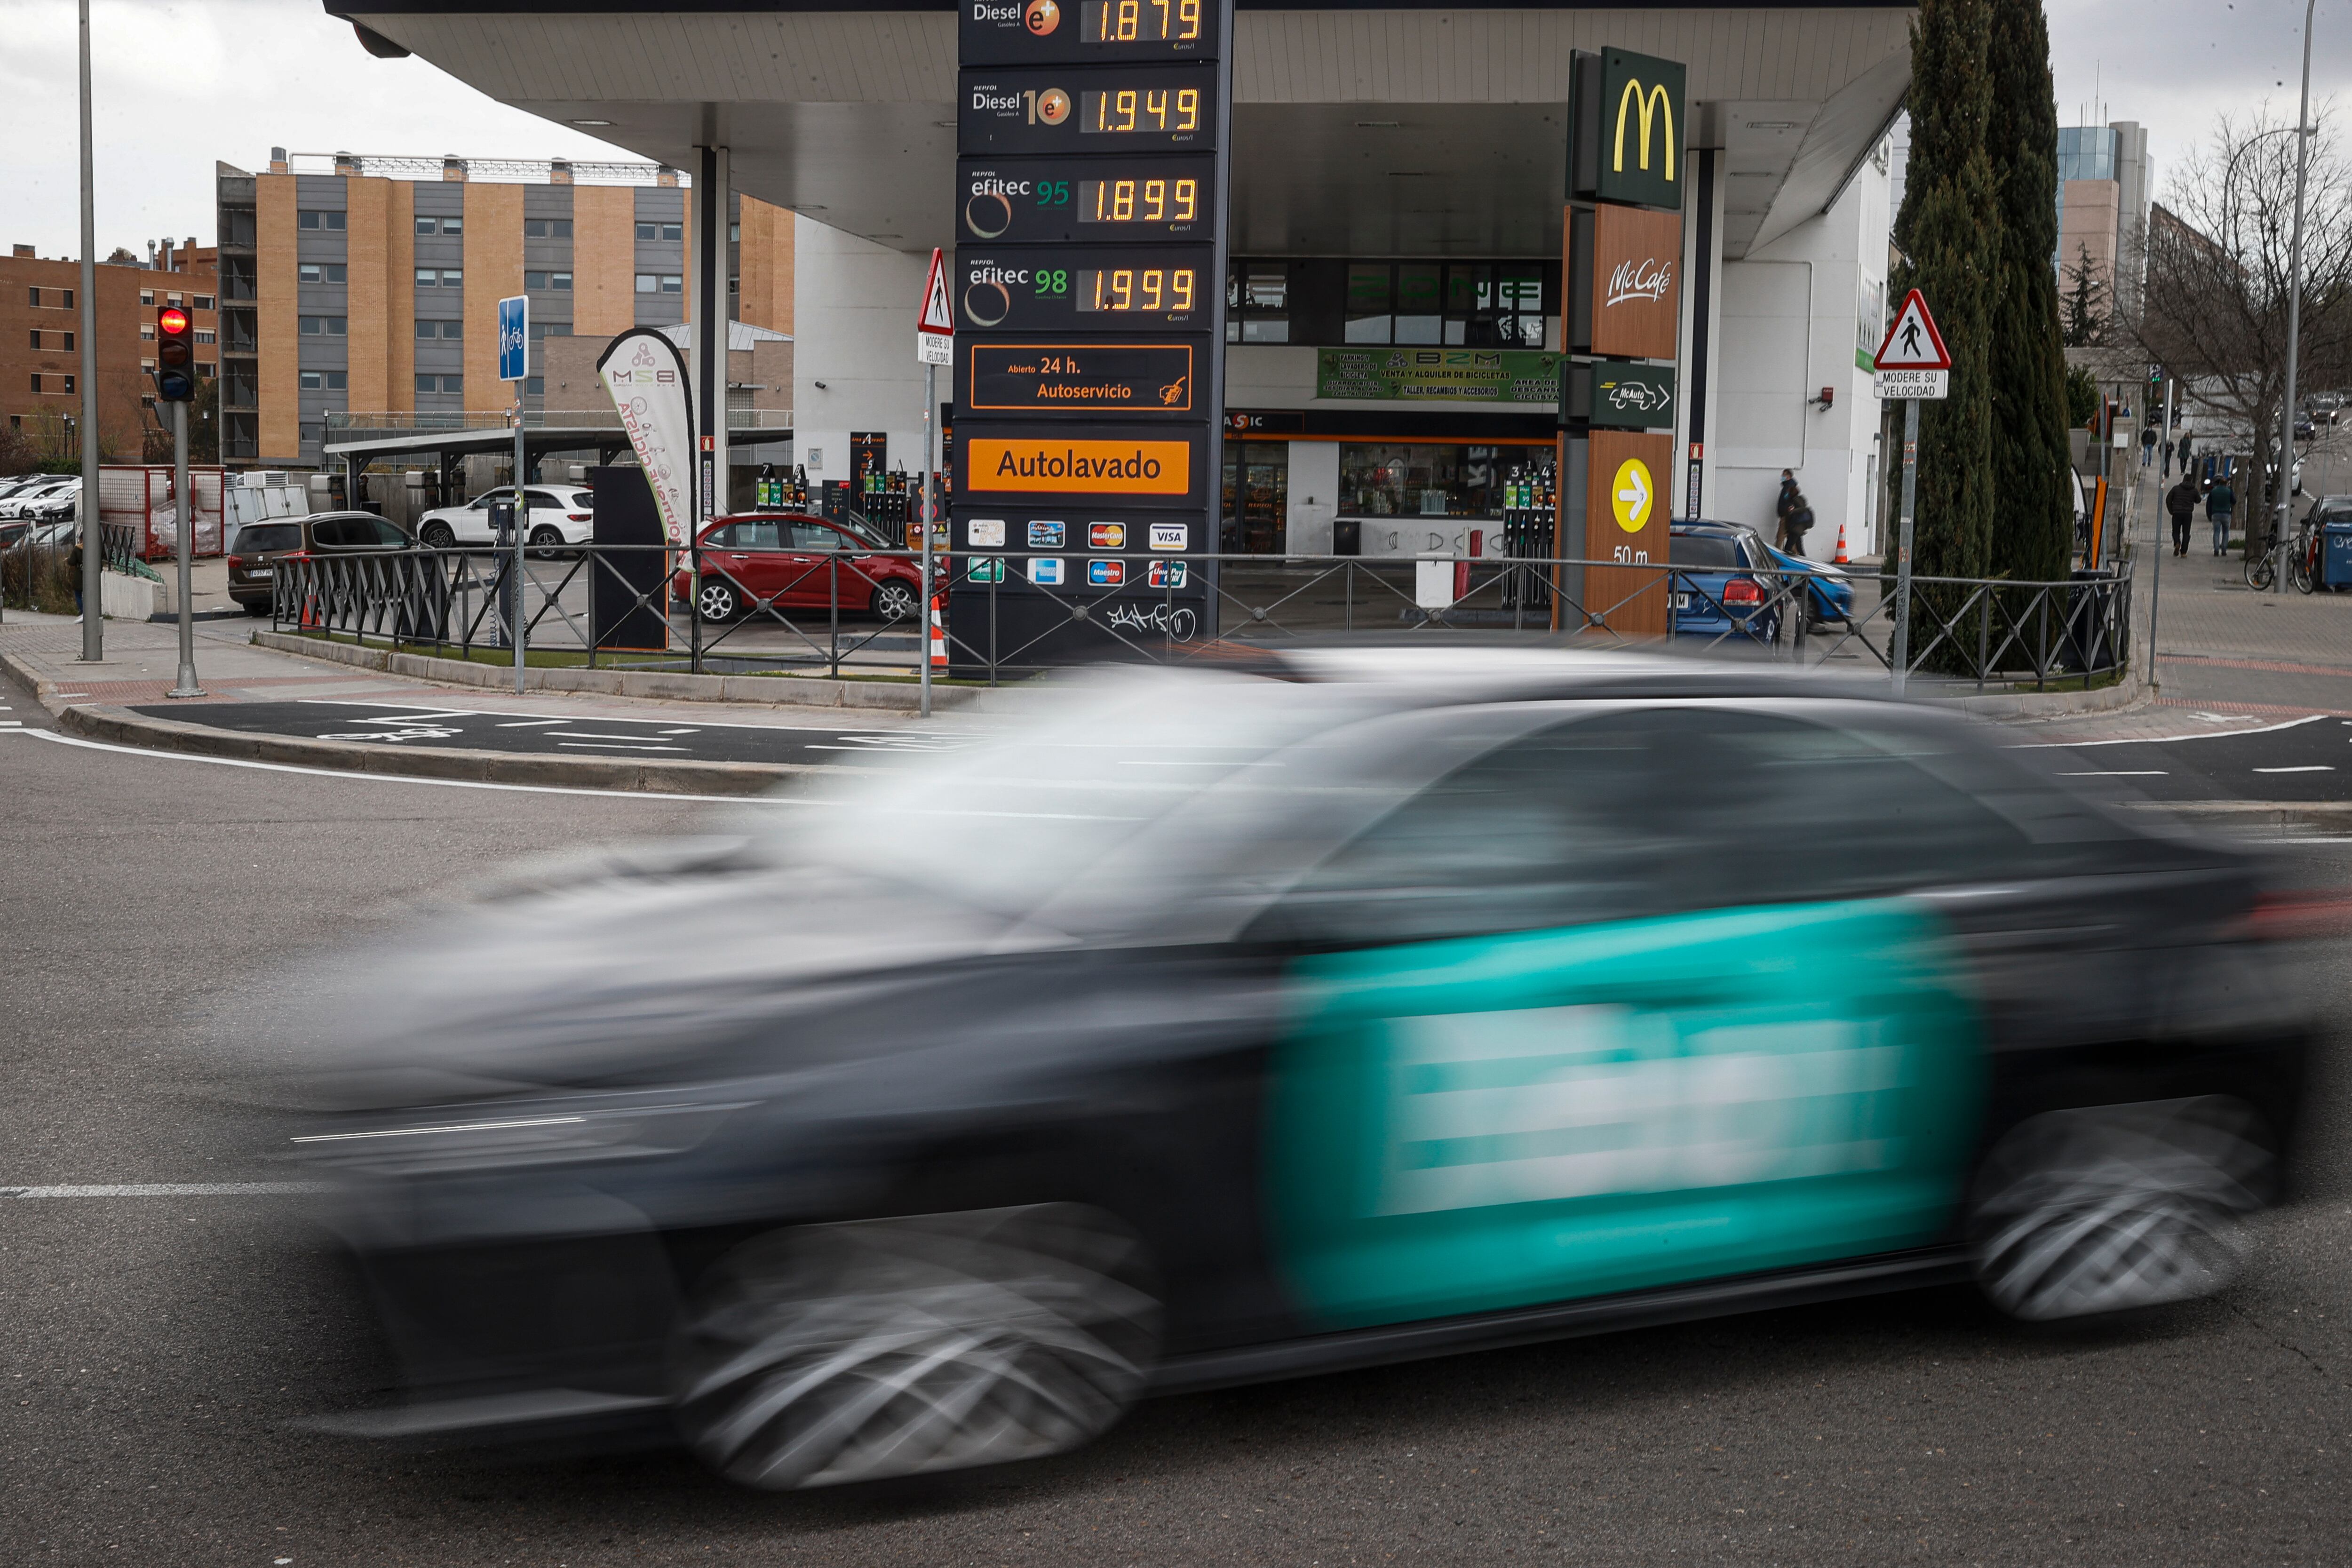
[0,0,2344,261]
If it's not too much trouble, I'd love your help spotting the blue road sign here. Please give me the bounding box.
[497,295,529,382]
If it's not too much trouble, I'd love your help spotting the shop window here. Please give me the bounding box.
[1339,443,1503,520]
[1345,264,1391,343]
[1221,442,1289,554]
[1394,263,1442,344]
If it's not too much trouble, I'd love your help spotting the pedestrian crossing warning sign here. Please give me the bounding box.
[1875,289,1951,370]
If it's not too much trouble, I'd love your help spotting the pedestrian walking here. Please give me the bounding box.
[1777,484,1815,557]
[2178,429,2195,470]
[2208,474,2236,555]
[1774,470,1802,542]
[2165,473,2200,558]
[2141,426,2157,469]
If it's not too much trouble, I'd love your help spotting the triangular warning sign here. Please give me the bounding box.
[917,248,955,336]
[1875,288,1951,370]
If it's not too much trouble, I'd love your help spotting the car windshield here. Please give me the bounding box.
[1669,533,1741,569]
[751,670,1379,919]
[234,523,301,553]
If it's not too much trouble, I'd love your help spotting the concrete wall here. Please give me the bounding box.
[792,220,927,484]
[1708,147,1890,559]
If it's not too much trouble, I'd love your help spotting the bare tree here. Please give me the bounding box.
[2129,110,2352,538]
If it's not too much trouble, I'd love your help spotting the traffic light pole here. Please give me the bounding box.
[166,400,202,698]
[514,399,528,695]
[76,0,101,664]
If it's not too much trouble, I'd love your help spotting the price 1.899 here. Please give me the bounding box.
[1077,176,1199,224]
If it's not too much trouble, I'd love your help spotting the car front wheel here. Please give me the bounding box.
[419,520,456,550]
[695,580,739,621]
[668,1202,1161,1490]
[870,578,921,622]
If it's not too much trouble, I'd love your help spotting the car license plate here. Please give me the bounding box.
[248,566,272,578]
[1672,592,1690,610]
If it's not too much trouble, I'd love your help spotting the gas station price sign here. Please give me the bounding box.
[961,66,1219,154]
[960,0,1222,65]
[957,247,1215,331]
[960,156,1215,243]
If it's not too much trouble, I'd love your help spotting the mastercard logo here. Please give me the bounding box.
[962,280,1012,328]
[1036,88,1072,125]
[964,191,1013,239]
[1024,0,1060,34]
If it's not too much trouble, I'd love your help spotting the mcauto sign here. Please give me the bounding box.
[951,0,1234,674]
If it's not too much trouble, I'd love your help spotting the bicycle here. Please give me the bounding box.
[2247,526,2279,590]
[2289,522,2320,594]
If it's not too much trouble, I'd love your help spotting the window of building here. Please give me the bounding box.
[729,222,741,242]
[194,294,215,310]
[524,218,573,239]
[729,275,740,295]
[142,358,156,372]
[441,268,461,289]
[298,263,348,285]
[140,289,154,306]
[167,292,183,307]
[528,321,572,340]
[441,215,463,237]
[637,220,685,242]
[194,330,215,344]
[299,315,348,335]
[62,374,73,394]
[25,330,35,350]
[142,393,156,409]
[416,319,461,339]
[61,331,73,351]
[299,369,350,391]
[636,221,657,242]
[415,373,463,396]
[415,268,462,289]
[661,273,683,294]
[26,288,37,308]
[140,325,157,340]
[297,210,346,231]
[525,375,545,396]
[524,271,573,291]
[197,363,214,378]
[636,272,657,293]
[1339,443,1505,519]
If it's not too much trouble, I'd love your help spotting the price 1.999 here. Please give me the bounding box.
[1076,267,1198,315]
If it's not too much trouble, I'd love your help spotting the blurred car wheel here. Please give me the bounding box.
[668,1202,1161,1490]
[870,578,920,622]
[420,521,457,550]
[695,581,739,621]
[1967,1096,2273,1322]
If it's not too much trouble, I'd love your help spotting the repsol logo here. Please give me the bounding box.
[971,88,1024,111]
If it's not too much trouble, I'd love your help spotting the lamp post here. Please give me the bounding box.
[76,0,100,660]
[2273,0,2318,593]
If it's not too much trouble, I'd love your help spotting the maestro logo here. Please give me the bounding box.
[1024,0,1060,34]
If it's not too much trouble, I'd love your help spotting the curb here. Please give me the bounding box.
[53,701,806,796]
[250,630,978,713]
[2128,799,2352,835]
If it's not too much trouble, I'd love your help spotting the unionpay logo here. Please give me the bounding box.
[1146,559,1186,589]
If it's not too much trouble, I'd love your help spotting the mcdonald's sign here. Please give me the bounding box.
[1569,47,1686,211]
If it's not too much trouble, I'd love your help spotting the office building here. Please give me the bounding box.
[2056,122,2151,320]
[1,240,218,461]
[214,148,796,467]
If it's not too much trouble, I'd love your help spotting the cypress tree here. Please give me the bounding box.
[1986,0,2076,582]
[1890,0,1998,580]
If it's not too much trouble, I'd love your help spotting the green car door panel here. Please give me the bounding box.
[1267,899,1985,1331]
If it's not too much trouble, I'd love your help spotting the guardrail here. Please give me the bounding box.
[271,543,2132,692]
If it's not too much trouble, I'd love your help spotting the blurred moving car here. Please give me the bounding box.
[287,653,2316,1490]
[224,519,308,615]
[1763,540,1856,629]
[672,513,928,623]
[415,485,595,551]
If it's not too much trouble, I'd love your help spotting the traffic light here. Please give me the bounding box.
[153,305,196,402]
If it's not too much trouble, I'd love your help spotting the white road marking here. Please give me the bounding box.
[495,719,565,727]
[17,728,818,804]
[0,1182,326,1198]
[293,695,944,737]
[548,731,697,742]
[556,741,690,752]
[2256,765,2336,773]
[2060,770,2169,776]
[2018,714,2329,748]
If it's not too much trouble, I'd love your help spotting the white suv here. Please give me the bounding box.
[414,486,594,550]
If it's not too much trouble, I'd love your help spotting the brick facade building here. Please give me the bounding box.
[0,241,218,462]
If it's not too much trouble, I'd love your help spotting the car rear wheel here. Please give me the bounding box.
[528,524,566,559]
[419,520,456,550]
[668,1202,1161,1491]
[870,578,920,622]
[1967,1096,2273,1322]
[695,581,739,621]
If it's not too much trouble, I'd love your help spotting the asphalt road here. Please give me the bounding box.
[126,698,974,765]
[8,660,2352,1566]
[2037,714,2352,802]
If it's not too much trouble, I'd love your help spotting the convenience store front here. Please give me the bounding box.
[1221,256,1560,560]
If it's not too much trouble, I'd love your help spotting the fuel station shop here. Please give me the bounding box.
[333,0,1911,583]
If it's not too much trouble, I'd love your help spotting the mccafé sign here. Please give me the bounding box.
[1570,47,1686,212]
[1565,202,1682,360]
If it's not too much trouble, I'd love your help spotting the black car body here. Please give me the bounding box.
[284,651,2316,1489]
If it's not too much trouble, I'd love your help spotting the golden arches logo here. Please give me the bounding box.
[1613,79,1675,182]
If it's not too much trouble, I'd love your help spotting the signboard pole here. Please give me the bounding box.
[921,357,935,716]
[1889,396,1919,696]
[499,293,531,693]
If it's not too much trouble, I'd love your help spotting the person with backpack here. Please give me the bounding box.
[1777,486,1814,557]
[2207,474,2237,556]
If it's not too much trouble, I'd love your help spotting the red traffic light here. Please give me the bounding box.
[157,306,190,335]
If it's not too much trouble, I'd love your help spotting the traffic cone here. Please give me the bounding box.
[929,593,948,671]
[1832,518,1850,565]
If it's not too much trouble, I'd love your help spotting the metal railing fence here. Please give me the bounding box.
[272,543,2133,692]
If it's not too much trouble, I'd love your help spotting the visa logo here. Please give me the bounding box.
[1148,522,1187,550]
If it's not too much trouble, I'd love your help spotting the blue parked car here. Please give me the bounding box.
[1667,521,1784,644]
[1762,540,1857,629]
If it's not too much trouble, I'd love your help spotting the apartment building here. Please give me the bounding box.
[215,149,794,467]
[0,240,218,460]
[2056,122,2152,320]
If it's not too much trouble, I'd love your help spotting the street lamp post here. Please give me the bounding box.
[2273,0,2318,593]
[76,0,101,660]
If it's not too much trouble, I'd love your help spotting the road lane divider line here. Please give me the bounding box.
[2255,765,2336,773]
[2059,770,2169,776]
[2018,714,2327,748]
[1,1182,328,1198]
[291,694,941,737]
[20,728,826,804]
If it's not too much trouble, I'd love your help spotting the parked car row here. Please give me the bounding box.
[0,475,80,522]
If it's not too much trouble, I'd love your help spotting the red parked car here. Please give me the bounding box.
[674,514,928,623]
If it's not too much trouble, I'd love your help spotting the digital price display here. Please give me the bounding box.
[956,247,1214,331]
[958,0,1220,65]
[963,341,1201,415]
[960,66,1218,154]
[959,157,1214,243]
